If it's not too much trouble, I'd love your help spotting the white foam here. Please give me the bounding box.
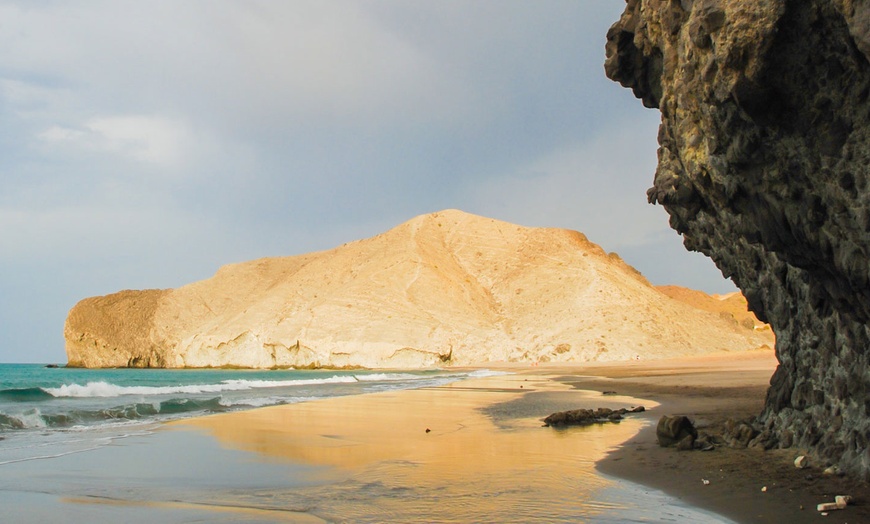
[354,373,421,382]
[465,369,512,378]
[218,396,285,408]
[220,395,325,408]
[220,376,358,389]
[44,375,360,398]
[0,409,47,430]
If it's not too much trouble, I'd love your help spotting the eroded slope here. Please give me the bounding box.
[65,210,767,369]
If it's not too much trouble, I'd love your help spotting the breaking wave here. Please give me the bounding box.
[43,376,361,398]
[0,387,54,401]
[0,397,230,431]
[0,369,509,436]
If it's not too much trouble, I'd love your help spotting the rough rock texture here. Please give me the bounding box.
[606,0,870,476]
[543,406,646,427]
[65,210,767,369]
[65,289,169,368]
[657,414,699,448]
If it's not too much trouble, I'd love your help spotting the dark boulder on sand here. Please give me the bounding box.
[543,406,645,427]
[656,415,698,448]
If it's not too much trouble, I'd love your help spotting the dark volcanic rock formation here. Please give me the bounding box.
[656,415,699,448]
[605,0,870,476]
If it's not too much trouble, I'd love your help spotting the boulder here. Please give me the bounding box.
[723,419,760,449]
[656,415,698,447]
[675,434,697,451]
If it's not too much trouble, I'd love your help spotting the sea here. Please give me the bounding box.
[0,363,492,465]
[0,363,735,523]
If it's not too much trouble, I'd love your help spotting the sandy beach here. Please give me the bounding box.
[179,350,870,523]
[580,350,870,523]
[4,350,867,522]
[174,372,708,522]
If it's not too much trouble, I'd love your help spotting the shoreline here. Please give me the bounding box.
[563,350,870,523]
[8,351,866,522]
[173,368,734,522]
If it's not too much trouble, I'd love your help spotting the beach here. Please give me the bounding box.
[584,351,870,523]
[173,373,705,523]
[2,351,866,522]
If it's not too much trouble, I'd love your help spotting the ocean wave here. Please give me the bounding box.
[0,410,47,430]
[0,369,509,434]
[44,375,360,398]
[0,397,231,431]
[0,387,55,402]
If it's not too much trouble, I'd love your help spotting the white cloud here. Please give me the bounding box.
[85,115,190,165]
[36,115,197,168]
[37,125,85,143]
[0,1,483,135]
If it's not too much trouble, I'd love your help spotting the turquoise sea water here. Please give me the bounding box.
[0,364,736,523]
[0,363,486,464]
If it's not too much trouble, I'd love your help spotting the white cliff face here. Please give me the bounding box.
[64,209,772,369]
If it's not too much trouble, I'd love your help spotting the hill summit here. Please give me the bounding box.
[65,210,770,368]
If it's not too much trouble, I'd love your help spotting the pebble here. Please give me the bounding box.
[816,495,852,512]
[794,455,808,469]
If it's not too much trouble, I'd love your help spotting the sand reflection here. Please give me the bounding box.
[181,373,649,522]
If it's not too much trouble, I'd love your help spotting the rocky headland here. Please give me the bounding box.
[606,0,870,477]
[64,210,768,369]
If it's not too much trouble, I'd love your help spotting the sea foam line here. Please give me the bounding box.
[40,370,507,398]
[44,375,360,398]
[354,372,423,382]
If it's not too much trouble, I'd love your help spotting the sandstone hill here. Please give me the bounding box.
[65,210,770,369]
[656,285,773,334]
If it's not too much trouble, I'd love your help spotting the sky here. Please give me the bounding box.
[0,1,736,364]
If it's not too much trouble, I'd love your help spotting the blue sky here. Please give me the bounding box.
[0,1,734,363]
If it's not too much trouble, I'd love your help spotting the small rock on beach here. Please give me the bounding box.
[543,406,645,427]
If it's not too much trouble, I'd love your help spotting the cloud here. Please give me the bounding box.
[38,115,192,166]
[0,1,482,137]
[37,125,84,142]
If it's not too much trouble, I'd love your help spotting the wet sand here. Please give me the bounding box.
[570,350,870,523]
[178,373,724,522]
[7,351,865,522]
[0,427,333,523]
[1,370,728,523]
